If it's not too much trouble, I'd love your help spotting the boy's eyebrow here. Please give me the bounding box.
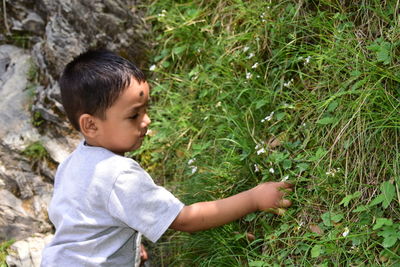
[128,98,150,113]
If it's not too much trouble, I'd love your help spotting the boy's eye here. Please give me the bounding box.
[129,114,139,120]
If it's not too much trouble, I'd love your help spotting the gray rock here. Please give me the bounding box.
[0,45,78,242]
[0,45,41,152]
[6,233,53,267]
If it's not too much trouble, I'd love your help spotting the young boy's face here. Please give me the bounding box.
[94,77,151,155]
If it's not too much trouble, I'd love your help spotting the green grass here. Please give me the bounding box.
[136,0,400,266]
[0,240,14,266]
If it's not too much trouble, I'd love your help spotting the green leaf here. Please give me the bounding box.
[380,181,395,209]
[316,117,337,125]
[282,159,292,170]
[311,244,323,258]
[255,99,268,109]
[172,45,188,55]
[245,213,257,222]
[161,61,170,68]
[327,101,339,112]
[373,218,393,230]
[331,213,344,223]
[352,205,368,213]
[382,235,398,248]
[378,226,400,248]
[321,212,343,227]
[297,163,309,172]
[369,194,385,207]
[249,261,267,267]
[339,191,361,207]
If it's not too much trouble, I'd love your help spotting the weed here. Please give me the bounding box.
[0,239,14,266]
[140,0,400,265]
[22,141,48,161]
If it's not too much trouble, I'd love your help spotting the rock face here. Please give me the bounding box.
[6,234,53,267]
[1,0,150,265]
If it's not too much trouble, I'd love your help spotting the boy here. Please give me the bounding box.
[41,49,293,266]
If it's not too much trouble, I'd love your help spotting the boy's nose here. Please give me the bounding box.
[143,113,151,126]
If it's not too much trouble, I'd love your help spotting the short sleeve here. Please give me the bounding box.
[108,163,184,243]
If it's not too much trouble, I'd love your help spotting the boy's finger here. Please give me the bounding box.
[279,181,294,189]
[265,208,286,216]
[278,199,292,208]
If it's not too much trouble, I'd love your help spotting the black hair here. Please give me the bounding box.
[59,49,146,131]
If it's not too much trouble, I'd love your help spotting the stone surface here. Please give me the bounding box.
[6,234,53,267]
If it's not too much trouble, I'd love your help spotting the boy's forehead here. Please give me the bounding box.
[119,80,150,108]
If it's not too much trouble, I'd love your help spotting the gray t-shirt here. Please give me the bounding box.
[41,141,184,266]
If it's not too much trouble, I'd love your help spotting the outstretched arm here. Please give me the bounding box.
[169,182,293,233]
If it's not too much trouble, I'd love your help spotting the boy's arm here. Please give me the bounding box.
[169,182,292,233]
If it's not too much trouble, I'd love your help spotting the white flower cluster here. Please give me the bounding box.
[298,56,312,65]
[255,143,266,155]
[326,168,340,177]
[149,65,156,71]
[260,12,266,22]
[283,78,294,88]
[254,164,260,172]
[188,158,197,174]
[246,72,253,79]
[261,111,274,123]
[158,10,167,17]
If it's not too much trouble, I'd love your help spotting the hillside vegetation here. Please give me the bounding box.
[134,1,400,266]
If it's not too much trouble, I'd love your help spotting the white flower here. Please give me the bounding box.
[304,56,311,65]
[254,164,260,172]
[188,158,196,165]
[256,147,266,155]
[190,166,198,174]
[326,168,339,176]
[342,227,350,237]
[283,78,294,88]
[158,10,167,17]
[215,101,222,107]
[247,53,255,59]
[246,72,253,79]
[261,111,274,123]
[269,168,274,174]
[243,46,250,52]
[251,62,259,69]
[149,65,156,71]
[281,175,289,181]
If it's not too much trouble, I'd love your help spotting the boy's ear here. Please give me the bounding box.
[79,114,99,137]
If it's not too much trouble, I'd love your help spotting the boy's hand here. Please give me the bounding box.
[250,182,293,213]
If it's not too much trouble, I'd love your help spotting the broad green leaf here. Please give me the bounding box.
[249,261,267,267]
[327,101,339,112]
[369,194,385,207]
[245,213,257,222]
[311,244,323,258]
[380,181,395,209]
[172,45,187,55]
[316,117,337,125]
[373,218,393,230]
[352,205,368,213]
[297,163,309,172]
[282,159,292,170]
[339,191,361,207]
[382,236,398,248]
